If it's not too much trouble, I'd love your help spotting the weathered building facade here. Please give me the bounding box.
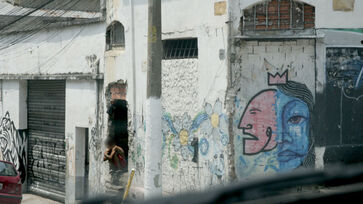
[0,0,362,203]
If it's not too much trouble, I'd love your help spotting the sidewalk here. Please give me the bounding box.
[22,194,62,204]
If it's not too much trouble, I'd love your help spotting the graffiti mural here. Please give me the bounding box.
[162,100,229,179]
[28,139,66,185]
[163,112,207,164]
[236,69,314,178]
[324,48,363,146]
[0,112,28,183]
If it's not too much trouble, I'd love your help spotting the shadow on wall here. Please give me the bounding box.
[0,112,27,183]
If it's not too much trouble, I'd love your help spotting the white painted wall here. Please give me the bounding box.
[0,80,27,129]
[105,0,230,197]
[65,80,98,203]
[0,23,105,75]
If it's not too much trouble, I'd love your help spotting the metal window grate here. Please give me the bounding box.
[106,21,125,51]
[163,38,198,60]
[242,0,315,32]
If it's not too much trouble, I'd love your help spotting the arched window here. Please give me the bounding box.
[241,0,315,35]
[106,21,125,50]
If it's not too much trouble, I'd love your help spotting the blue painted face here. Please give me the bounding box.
[235,89,311,178]
[275,90,310,171]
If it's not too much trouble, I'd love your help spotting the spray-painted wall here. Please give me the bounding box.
[0,21,106,203]
[229,0,363,180]
[314,29,363,168]
[231,39,316,179]
[105,0,229,197]
[0,0,362,202]
[0,80,28,185]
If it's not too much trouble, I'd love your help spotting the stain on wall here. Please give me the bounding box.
[214,1,227,16]
[90,127,102,161]
[333,0,355,12]
[0,112,28,183]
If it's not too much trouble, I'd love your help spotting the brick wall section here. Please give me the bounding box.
[242,0,315,31]
[110,83,127,101]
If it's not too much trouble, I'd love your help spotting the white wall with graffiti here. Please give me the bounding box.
[64,80,100,203]
[161,58,229,194]
[0,80,28,184]
[105,0,230,197]
[231,39,316,179]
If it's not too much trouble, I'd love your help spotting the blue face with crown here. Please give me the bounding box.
[236,69,313,178]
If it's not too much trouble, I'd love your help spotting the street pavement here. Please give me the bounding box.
[22,194,62,204]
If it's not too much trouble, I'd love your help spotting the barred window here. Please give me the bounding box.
[106,21,125,51]
[242,0,315,33]
[163,38,198,60]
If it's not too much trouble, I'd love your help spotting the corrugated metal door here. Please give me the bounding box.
[27,80,65,201]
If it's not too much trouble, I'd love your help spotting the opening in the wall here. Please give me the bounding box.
[106,21,125,51]
[75,127,89,200]
[104,82,128,187]
[162,38,198,60]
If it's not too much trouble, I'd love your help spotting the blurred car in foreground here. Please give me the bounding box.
[82,163,363,204]
[0,160,22,204]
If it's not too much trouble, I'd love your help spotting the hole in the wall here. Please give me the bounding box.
[104,82,129,186]
[361,40,363,45]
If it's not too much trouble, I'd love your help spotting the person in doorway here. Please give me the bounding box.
[105,99,129,187]
[103,138,127,170]
[107,99,129,158]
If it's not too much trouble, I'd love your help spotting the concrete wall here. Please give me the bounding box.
[0,80,28,184]
[314,29,363,168]
[231,39,316,179]
[0,0,362,202]
[0,21,105,203]
[161,0,229,194]
[65,80,100,203]
[104,0,229,197]
[228,0,363,181]
[0,23,105,75]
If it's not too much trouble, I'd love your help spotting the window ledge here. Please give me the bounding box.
[233,34,323,40]
[105,48,125,57]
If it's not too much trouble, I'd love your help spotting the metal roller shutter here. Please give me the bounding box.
[27,80,66,201]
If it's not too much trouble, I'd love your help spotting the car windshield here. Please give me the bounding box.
[0,161,17,177]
